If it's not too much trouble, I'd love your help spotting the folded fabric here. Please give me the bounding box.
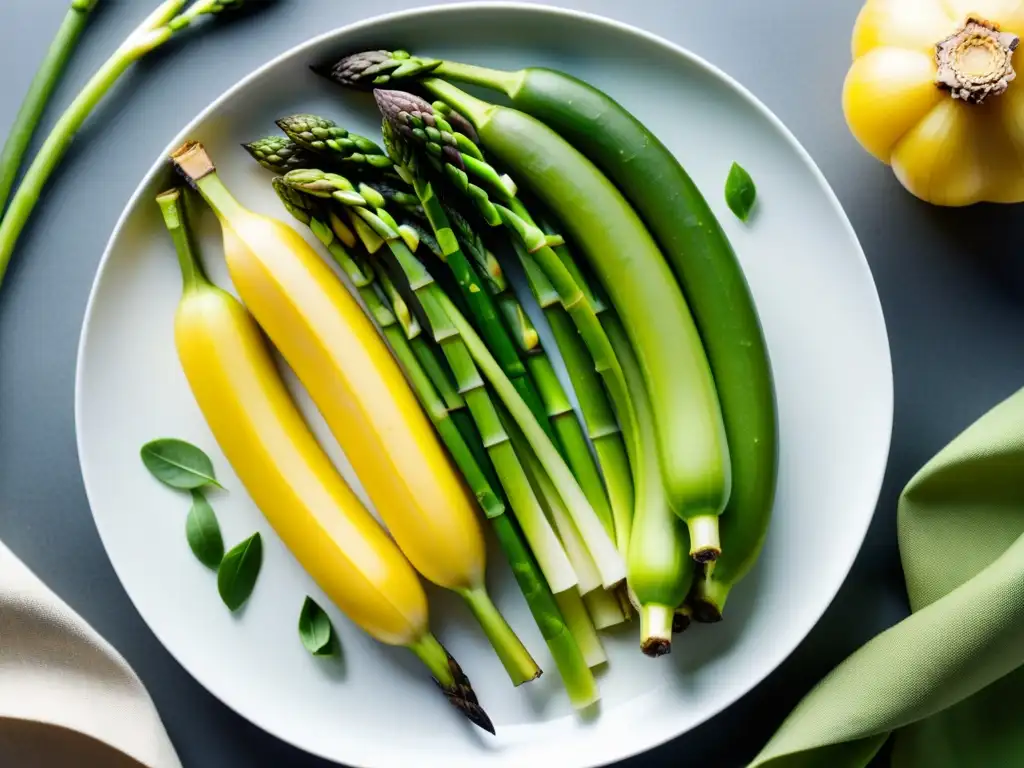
[0,540,180,768]
[750,387,1024,767]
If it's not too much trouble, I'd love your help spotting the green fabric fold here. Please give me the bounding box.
[751,388,1024,768]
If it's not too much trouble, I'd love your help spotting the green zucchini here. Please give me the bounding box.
[605,311,691,656]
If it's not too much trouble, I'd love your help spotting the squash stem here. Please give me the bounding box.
[690,573,729,623]
[639,604,674,657]
[687,514,722,563]
[156,188,208,293]
[422,77,494,127]
[433,59,524,96]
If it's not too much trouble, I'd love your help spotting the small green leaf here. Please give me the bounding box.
[298,597,337,656]
[725,162,757,222]
[141,438,222,490]
[185,490,224,569]
[217,533,262,611]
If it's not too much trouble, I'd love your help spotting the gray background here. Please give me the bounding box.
[1,1,1022,766]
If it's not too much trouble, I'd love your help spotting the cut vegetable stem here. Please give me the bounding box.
[0,0,243,287]
[0,0,98,215]
[555,590,606,669]
[583,588,627,630]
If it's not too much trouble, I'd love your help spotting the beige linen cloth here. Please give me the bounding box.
[0,539,180,767]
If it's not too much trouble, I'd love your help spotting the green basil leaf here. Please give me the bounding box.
[298,596,336,656]
[217,532,262,611]
[185,490,224,569]
[725,162,757,222]
[141,438,222,490]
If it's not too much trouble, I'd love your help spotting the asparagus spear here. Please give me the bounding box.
[242,136,316,174]
[315,49,442,88]
[0,0,249,288]
[0,0,99,215]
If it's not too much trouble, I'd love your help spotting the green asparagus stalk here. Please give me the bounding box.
[0,0,248,288]
[516,423,601,596]
[277,114,396,173]
[0,0,99,215]
[534,221,635,556]
[509,238,618,540]
[506,413,608,664]
[371,263,494,494]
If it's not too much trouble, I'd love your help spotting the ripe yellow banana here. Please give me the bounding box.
[157,188,493,732]
[170,142,538,686]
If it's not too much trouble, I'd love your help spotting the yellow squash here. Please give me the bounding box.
[161,187,427,646]
[158,188,494,732]
[844,1,1024,205]
[170,143,538,686]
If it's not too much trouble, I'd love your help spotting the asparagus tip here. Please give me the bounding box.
[435,652,495,734]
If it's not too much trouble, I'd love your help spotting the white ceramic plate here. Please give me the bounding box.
[75,4,893,767]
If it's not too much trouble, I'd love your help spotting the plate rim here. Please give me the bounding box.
[74,3,894,766]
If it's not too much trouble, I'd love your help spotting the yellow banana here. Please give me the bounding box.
[156,188,493,731]
[170,142,538,686]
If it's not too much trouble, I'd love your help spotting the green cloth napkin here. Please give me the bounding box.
[750,388,1024,767]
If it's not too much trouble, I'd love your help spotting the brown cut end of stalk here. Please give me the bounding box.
[434,652,495,734]
[171,141,216,185]
[692,547,721,564]
[641,638,671,658]
[936,17,1019,103]
[691,599,723,624]
[673,606,692,634]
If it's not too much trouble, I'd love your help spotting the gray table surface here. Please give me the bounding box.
[2,1,1023,766]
